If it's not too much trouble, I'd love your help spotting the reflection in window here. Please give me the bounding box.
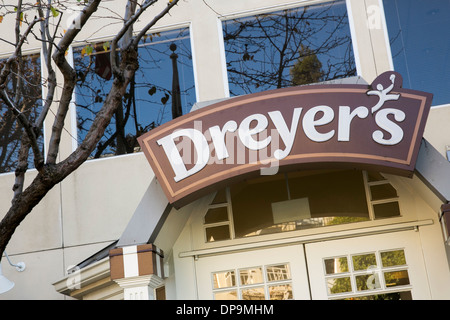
[222,0,355,96]
[230,170,370,238]
[327,277,352,294]
[324,249,412,299]
[356,273,381,291]
[0,54,43,174]
[203,170,401,241]
[384,0,450,105]
[340,291,412,300]
[269,284,293,300]
[212,263,292,300]
[74,28,195,158]
[213,270,236,289]
[384,270,410,287]
[381,249,406,267]
[240,267,264,285]
[266,265,291,282]
[324,257,349,275]
[352,253,377,271]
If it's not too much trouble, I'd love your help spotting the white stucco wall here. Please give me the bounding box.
[0,0,449,299]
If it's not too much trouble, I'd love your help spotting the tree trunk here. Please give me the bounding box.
[0,48,139,259]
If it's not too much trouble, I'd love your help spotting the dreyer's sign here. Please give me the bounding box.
[138,72,432,208]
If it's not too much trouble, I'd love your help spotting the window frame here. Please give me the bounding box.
[217,0,361,98]
[322,248,412,300]
[202,170,403,244]
[0,49,45,175]
[211,262,294,300]
[67,23,197,159]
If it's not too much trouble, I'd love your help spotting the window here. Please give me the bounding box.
[231,170,371,238]
[74,27,196,158]
[204,189,232,242]
[383,0,450,106]
[222,0,356,96]
[212,263,293,300]
[203,170,402,241]
[365,171,401,219]
[324,249,412,300]
[0,53,43,174]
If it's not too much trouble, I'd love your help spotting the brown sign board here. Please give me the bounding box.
[138,72,432,208]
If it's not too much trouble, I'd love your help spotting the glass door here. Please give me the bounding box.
[195,244,311,300]
[305,230,431,300]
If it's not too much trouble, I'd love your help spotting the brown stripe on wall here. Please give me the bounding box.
[109,247,124,280]
[109,244,164,280]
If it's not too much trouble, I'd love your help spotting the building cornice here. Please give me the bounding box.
[53,256,118,299]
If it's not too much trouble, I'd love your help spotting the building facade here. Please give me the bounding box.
[1,0,450,300]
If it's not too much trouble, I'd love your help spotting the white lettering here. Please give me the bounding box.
[157,128,209,182]
[156,103,407,180]
[338,106,369,141]
[209,120,238,160]
[373,108,406,145]
[176,304,210,317]
[303,105,335,142]
[238,113,271,150]
[268,107,303,160]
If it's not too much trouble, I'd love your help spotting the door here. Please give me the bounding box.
[195,230,431,300]
[195,244,311,300]
[305,230,431,300]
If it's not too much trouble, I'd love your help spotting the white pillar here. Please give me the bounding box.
[115,275,164,300]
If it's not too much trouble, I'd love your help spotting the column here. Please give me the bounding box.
[109,244,165,300]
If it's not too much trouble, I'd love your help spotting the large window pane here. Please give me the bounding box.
[222,0,355,96]
[384,0,450,106]
[230,170,370,238]
[230,174,289,238]
[288,170,370,226]
[74,28,196,158]
[0,54,43,173]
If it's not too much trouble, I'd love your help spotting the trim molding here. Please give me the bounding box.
[179,219,434,259]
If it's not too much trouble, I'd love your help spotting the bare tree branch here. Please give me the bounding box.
[132,0,180,48]
[110,0,158,78]
[0,0,183,267]
[0,16,42,88]
[0,90,42,168]
[46,0,102,164]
